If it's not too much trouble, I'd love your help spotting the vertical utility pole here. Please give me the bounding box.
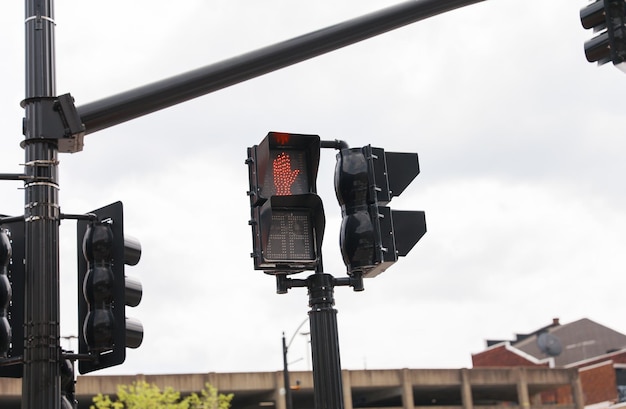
[307,274,345,409]
[22,0,61,408]
[282,333,293,409]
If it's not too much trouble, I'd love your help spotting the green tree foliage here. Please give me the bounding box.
[90,380,233,409]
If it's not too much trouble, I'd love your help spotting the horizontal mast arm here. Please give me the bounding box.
[77,0,485,135]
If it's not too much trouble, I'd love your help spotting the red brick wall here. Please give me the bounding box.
[472,344,547,367]
[554,385,573,405]
[472,344,623,405]
[613,353,626,364]
[579,362,617,404]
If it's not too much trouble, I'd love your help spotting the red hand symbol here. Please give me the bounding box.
[273,152,300,195]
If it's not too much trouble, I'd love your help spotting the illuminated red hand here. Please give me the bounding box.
[273,152,300,195]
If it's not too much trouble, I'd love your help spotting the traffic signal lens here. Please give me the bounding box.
[270,150,308,195]
[82,265,114,305]
[82,308,115,350]
[580,0,607,29]
[83,223,114,262]
[339,210,377,269]
[334,147,372,208]
[0,275,10,357]
[266,209,315,262]
[0,231,11,357]
[0,231,10,267]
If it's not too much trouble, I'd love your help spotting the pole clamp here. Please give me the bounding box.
[21,93,85,153]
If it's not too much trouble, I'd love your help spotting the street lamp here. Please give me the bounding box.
[300,331,311,371]
[282,318,309,409]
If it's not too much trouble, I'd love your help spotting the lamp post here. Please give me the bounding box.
[282,318,309,409]
[282,333,293,409]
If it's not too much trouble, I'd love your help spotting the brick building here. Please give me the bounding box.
[472,318,626,406]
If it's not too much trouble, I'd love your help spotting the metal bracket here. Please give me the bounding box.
[320,139,349,150]
[0,356,23,367]
[0,215,25,225]
[21,93,85,153]
[0,173,28,181]
[59,213,97,222]
[275,272,364,294]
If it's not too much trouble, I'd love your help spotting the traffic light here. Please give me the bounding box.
[0,221,24,378]
[77,201,143,374]
[581,0,626,65]
[247,132,325,273]
[334,145,426,278]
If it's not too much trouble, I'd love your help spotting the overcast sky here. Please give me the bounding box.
[1,0,626,376]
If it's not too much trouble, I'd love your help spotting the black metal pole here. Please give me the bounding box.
[76,0,485,135]
[282,333,294,409]
[22,0,61,408]
[307,274,343,409]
